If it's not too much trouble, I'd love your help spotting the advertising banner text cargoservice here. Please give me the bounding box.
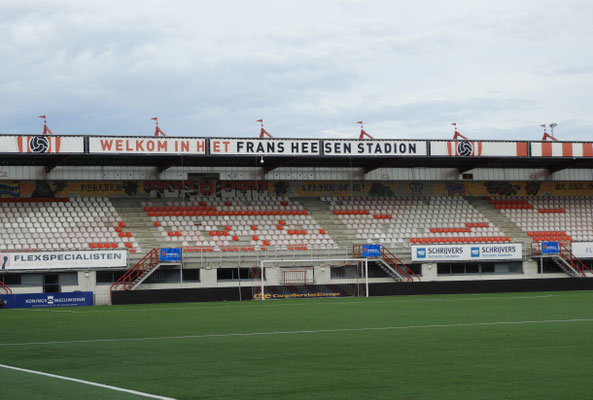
[411,244,522,262]
[1,250,127,271]
[89,137,206,154]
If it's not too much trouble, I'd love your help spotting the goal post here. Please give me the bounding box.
[256,258,369,300]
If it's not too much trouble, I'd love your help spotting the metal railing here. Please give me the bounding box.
[558,242,592,277]
[110,248,160,301]
[530,241,592,278]
[352,244,420,282]
[0,280,12,295]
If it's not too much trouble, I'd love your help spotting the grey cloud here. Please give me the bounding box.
[0,0,592,140]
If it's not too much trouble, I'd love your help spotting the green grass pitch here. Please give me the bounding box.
[2,290,593,399]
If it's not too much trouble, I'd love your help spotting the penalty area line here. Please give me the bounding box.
[0,363,177,400]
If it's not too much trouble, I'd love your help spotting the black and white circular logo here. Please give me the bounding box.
[457,140,473,157]
[29,136,50,153]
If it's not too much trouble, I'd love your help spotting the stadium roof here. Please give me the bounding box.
[1,134,593,174]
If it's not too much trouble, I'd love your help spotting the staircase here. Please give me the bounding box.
[465,197,531,245]
[353,244,420,283]
[555,243,593,277]
[532,241,593,277]
[297,197,357,249]
[0,280,11,295]
[110,198,165,258]
[110,248,164,302]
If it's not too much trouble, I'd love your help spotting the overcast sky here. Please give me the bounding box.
[1,0,592,140]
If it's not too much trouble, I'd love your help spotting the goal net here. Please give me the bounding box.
[252,258,369,300]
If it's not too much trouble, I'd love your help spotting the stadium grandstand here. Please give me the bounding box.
[2,131,593,308]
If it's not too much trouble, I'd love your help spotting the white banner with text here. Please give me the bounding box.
[209,139,321,156]
[411,244,523,262]
[1,250,128,271]
[89,137,206,154]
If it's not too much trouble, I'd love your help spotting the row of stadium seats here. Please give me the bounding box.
[3,194,593,258]
[493,196,593,242]
[0,198,141,252]
[326,196,505,246]
[144,199,338,250]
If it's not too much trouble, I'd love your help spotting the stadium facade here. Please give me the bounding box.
[2,134,593,306]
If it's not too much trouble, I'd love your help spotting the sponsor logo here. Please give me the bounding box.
[159,248,182,262]
[253,292,341,300]
[457,141,474,157]
[362,244,381,258]
[412,244,521,261]
[416,248,426,258]
[29,136,50,153]
[1,255,8,270]
[16,136,61,153]
[541,242,559,254]
[446,140,483,157]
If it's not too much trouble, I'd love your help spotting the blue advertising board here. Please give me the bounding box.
[160,248,182,262]
[361,244,381,258]
[541,242,559,255]
[0,291,94,309]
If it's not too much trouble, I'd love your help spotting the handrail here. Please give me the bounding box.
[352,244,420,282]
[110,248,159,301]
[0,280,12,295]
[531,241,591,278]
[558,242,592,277]
[381,246,420,282]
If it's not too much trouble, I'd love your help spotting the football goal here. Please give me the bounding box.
[254,258,369,300]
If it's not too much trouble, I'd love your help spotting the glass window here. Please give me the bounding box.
[182,269,200,282]
[1,274,22,285]
[217,268,260,281]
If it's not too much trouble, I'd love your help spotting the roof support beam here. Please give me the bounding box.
[546,159,593,175]
[156,157,183,174]
[45,156,72,173]
[363,158,404,174]
[263,157,298,174]
[457,158,503,175]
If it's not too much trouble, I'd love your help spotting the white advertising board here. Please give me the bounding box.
[322,140,427,156]
[571,242,593,258]
[1,250,128,271]
[89,137,206,154]
[530,142,593,157]
[209,139,320,156]
[411,244,523,262]
[0,136,84,154]
[431,141,528,157]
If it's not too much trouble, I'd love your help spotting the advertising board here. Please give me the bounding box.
[412,244,523,262]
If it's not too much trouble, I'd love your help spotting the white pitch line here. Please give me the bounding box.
[0,363,177,400]
[1,317,593,348]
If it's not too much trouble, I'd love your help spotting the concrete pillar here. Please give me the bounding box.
[523,259,539,278]
[421,263,438,281]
